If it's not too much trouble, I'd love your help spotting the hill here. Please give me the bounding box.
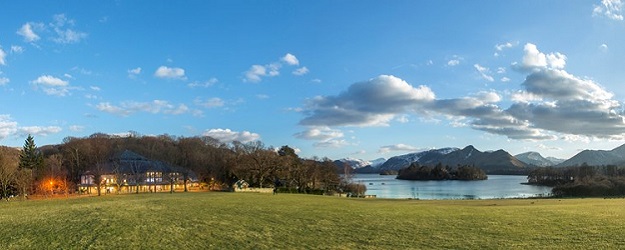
[557,144,625,167]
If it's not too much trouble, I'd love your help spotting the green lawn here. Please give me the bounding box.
[1,192,624,249]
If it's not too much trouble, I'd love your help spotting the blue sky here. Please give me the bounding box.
[1,1,625,161]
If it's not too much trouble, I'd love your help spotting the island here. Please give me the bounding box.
[396,163,487,181]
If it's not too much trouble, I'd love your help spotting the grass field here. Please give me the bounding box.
[1,192,624,249]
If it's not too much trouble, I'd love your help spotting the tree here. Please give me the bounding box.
[0,152,18,200]
[18,135,43,175]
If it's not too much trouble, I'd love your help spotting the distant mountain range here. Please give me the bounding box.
[337,144,625,174]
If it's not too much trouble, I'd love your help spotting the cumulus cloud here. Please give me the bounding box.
[69,125,84,132]
[10,46,24,54]
[17,23,41,42]
[0,48,6,65]
[474,64,494,82]
[294,127,350,148]
[32,75,68,86]
[0,115,18,140]
[517,43,567,71]
[31,75,71,96]
[293,67,309,76]
[154,66,186,80]
[495,42,514,51]
[202,128,260,143]
[96,100,192,116]
[599,43,609,52]
[194,97,224,108]
[244,53,306,82]
[593,0,624,20]
[50,14,87,44]
[18,126,62,136]
[128,67,141,78]
[378,144,419,154]
[447,59,460,66]
[188,78,218,88]
[281,53,299,65]
[294,127,344,141]
[0,77,9,86]
[300,75,435,127]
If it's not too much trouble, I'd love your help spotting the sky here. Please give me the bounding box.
[1,1,625,161]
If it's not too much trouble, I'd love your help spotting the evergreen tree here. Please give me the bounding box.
[18,134,43,173]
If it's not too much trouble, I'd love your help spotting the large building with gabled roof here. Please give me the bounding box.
[78,150,198,194]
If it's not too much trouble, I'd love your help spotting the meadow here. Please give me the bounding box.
[1,192,624,249]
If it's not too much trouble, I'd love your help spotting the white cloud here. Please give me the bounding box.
[0,115,18,140]
[188,78,218,88]
[293,67,309,76]
[96,100,191,116]
[593,0,624,21]
[90,86,101,91]
[244,65,267,83]
[495,42,514,51]
[599,43,609,52]
[31,75,72,96]
[378,143,419,154]
[244,53,308,82]
[18,126,62,136]
[50,14,87,44]
[194,97,224,108]
[474,64,494,82]
[281,53,300,66]
[518,43,567,71]
[154,66,186,80]
[314,139,350,148]
[0,77,9,85]
[0,48,6,65]
[32,75,68,86]
[128,67,141,78]
[447,59,460,66]
[10,46,24,54]
[300,75,436,127]
[17,23,41,42]
[202,128,260,143]
[294,127,344,141]
[500,77,511,82]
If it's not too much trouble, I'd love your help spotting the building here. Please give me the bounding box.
[78,150,198,194]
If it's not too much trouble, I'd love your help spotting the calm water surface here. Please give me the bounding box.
[350,174,552,199]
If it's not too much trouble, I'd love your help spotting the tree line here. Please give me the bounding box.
[527,163,625,197]
[0,133,351,199]
[396,162,488,181]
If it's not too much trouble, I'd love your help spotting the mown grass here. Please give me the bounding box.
[1,192,624,249]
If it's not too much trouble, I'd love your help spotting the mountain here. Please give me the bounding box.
[379,145,528,174]
[378,147,459,171]
[546,157,565,165]
[515,152,556,167]
[334,158,371,169]
[369,158,387,168]
[557,144,625,167]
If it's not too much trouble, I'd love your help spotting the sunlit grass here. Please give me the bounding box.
[1,193,624,249]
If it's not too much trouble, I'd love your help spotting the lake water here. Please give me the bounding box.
[350,174,552,199]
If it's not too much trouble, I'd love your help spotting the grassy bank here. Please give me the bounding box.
[1,193,624,249]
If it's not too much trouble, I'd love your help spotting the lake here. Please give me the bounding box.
[350,174,552,199]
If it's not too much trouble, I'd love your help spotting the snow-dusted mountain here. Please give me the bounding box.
[369,158,387,168]
[335,158,371,169]
[515,152,556,167]
[378,147,459,171]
